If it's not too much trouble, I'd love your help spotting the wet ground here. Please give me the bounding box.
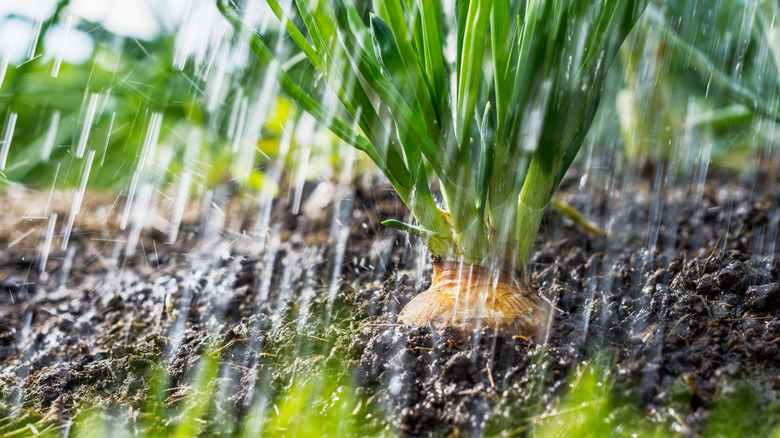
[1,167,779,436]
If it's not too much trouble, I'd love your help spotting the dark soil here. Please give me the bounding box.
[1,168,779,436]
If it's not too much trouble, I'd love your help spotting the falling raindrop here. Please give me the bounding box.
[50,12,73,78]
[0,111,17,171]
[61,149,95,250]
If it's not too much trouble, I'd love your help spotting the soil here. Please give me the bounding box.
[0,167,779,436]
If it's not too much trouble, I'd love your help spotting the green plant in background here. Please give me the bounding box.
[616,0,780,172]
[0,3,315,196]
[617,6,683,165]
[1,13,195,189]
[657,0,778,120]
[218,0,650,335]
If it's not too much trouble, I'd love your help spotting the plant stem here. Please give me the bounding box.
[516,145,562,271]
[441,177,486,264]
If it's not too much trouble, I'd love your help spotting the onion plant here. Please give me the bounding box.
[217,0,648,335]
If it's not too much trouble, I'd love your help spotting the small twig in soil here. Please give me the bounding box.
[611,348,620,368]
[669,409,697,437]
[486,364,495,389]
[669,314,690,336]
[640,323,657,343]
[226,363,254,373]
[722,316,773,322]
[456,388,483,395]
[699,239,722,277]
[445,339,465,350]
[354,322,403,333]
[504,425,530,437]
[163,386,189,392]
[208,337,250,357]
[683,373,697,395]
[167,396,189,405]
[303,333,329,342]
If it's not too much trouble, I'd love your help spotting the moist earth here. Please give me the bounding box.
[0,168,779,436]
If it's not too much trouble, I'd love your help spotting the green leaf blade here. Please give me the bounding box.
[456,0,493,160]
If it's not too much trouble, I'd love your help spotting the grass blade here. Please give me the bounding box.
[217,0,385,178]
[373,0,442,150]
[293,0,330,61]
[456,0,492,158]
[294,0,412,189]
[370,14,413,105]
[410,4,426,74]
[417,0,446,116]
[265,0,324,72]
[490,0,515,142]
[456,0,468,71]
[550,198,608,236]
[331,0,449,180]
[381,219,421,235]
[476,102,493,220]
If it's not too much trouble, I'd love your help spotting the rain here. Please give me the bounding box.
[0,0,779,436]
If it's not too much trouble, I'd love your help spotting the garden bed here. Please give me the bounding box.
[1,167,779,436]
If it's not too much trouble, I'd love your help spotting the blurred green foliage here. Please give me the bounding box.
[0,3,348,196]
[617,0,780,171]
